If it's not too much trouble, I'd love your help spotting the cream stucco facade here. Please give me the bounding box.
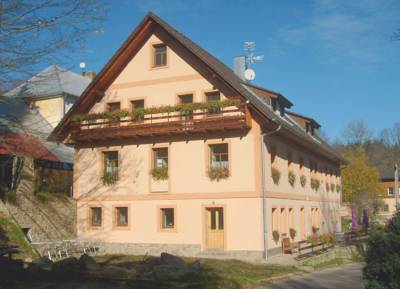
[69,31,342,260]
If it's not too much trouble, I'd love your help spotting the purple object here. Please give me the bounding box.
[352,209,358,231]
[362,209,369,230]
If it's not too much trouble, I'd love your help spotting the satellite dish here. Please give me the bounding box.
[79,62,86,69]
[244,68,256,81]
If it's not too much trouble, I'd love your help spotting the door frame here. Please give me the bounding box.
[202,204,227,251]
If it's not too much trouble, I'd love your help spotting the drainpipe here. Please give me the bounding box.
[261,121,282,260]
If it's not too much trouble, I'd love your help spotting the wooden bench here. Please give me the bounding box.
[0,246,20,260]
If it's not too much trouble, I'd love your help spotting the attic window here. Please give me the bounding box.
[153,44,167,67]
[306,122,315,135]
[271,98,284,116]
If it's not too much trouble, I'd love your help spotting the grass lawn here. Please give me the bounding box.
[0,213,37,259]
[304,257,346,271]
[95,254,300,289]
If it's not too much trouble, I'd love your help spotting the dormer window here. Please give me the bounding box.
[271,98,284,116]
[153,44,167,67]
[306,122,315,135]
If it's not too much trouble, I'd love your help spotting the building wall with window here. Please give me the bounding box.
[380,178,398,219]
[70,29,342,258]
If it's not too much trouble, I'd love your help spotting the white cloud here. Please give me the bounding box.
[272,0,400,65]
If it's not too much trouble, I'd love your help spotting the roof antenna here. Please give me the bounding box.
[243,42,264,82]
[79,61,86,75]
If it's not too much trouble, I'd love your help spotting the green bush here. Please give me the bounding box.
[363,210,400,289]
[272,230,280,244]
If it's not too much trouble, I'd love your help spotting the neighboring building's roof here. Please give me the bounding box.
[0,96,72,163]
[50,12,345,164]
[4,65,91,99]
[286,111,321,129]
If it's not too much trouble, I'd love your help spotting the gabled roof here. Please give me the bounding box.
[0,96,72,163]
[287,111,321,129]
[49,12,345,164]
[4,65,91,99]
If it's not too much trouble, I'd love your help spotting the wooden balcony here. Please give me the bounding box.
[70,104,251,142]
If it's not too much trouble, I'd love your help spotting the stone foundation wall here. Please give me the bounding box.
[4,157,76,242]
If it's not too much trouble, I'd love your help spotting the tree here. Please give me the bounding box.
[363,210,400,289]
[341,120,373,146]
[0,0,106,89]
[341,148,384,219]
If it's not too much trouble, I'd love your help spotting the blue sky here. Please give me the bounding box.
[69,0,400,141]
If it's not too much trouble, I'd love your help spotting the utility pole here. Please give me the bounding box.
[395,164,399,210]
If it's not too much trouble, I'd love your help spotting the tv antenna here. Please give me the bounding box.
[242,42,264,81]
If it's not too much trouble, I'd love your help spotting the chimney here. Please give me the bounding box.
[83,71,96,80]
[234,56,246,80]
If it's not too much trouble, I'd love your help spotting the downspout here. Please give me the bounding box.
[261,121,282,260]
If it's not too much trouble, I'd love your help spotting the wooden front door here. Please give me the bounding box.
[206,207,224,249]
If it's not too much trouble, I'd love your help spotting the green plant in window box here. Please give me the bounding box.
[102,173,117,186]
[272,230,280,244]
[311,178,320,191]
[300,175,307,187]
[71,99,242,122]
[208,167,230,181]
[330,183,335,192]
[271,167,281,184]
[288,171,296,187]
[151,166,168,181]
[326,182,330,192]
[289,228,297,241]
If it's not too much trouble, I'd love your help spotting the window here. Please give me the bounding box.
[153,44,167,67]
[272,208,278,232]
[205,91,221,114]
[299,156,304,173]
[160,208,175,229]
[388,187,394,196]
[115,207,128,227]
[153,148,168,169]
[383,204,389,212]
[90,207,102,227]
[209,144,228,169]
[107,102,121,125]
[287,151,293,169]
[103,151,118,180]
[178,94,193,120]
[131,99,145,122]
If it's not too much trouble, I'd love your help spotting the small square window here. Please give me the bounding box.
[388,187,394,196]
[178,94,193,121]
[91,207,102,227]
[107,102,121,125]
[115,207,128,226]
[210,144,228,169]
[153,148,168,169]
[161,208,175,229]
[153,44,167,67]
[131,99,145,122]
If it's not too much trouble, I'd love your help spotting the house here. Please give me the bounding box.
[0,65,91,242]
[379,176,398,220]
[4,65,92,127]
[50,12,345,260]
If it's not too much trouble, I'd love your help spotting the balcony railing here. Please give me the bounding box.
[70,103,251,142]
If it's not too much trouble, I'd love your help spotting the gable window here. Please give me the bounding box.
[178,94,193,120]
[103,151,118,183]
[388,187,394,196]
[209,144,228,169]
[131,99,145,122]
[205,91,221,114]
[90,207,102,227]
[153,44,167,67]
[115,207,128,227]
[160,207,175,230]
[153,148,168,169]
